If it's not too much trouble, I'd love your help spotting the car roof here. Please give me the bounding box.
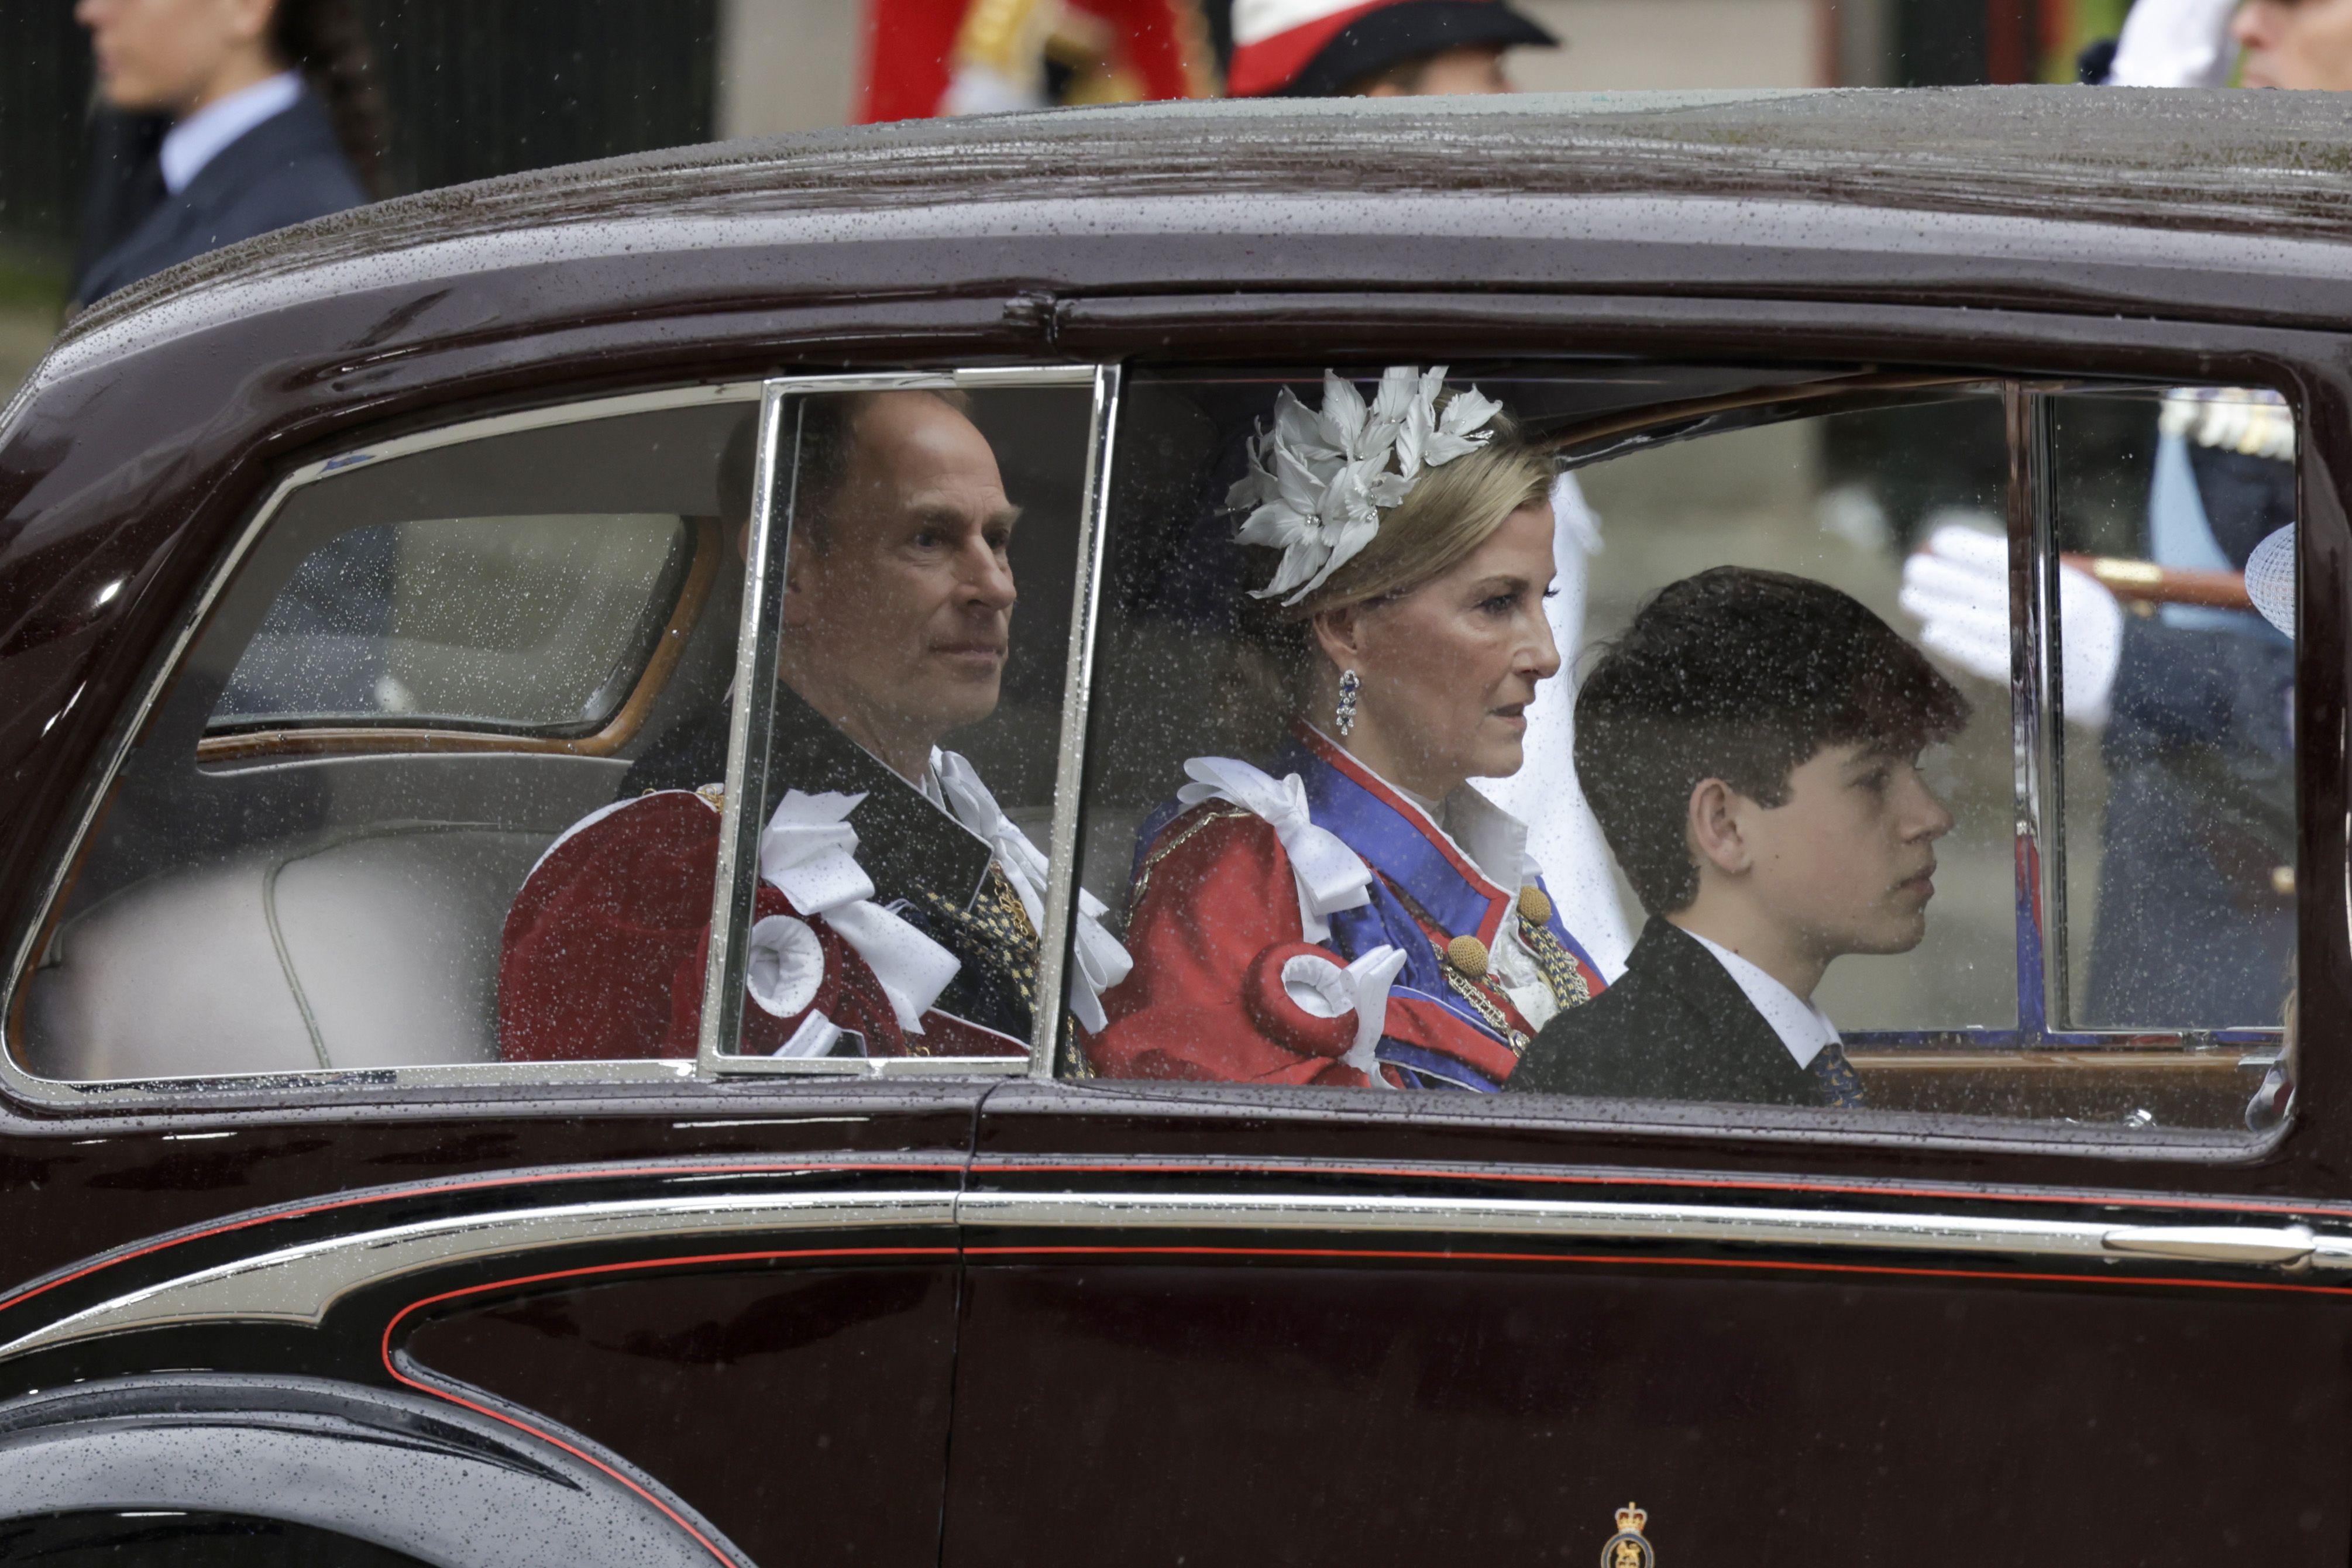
[18,84,2352,432]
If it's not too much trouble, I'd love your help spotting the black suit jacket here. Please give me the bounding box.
[1511,917,1838,1108]
[73,90,367,308]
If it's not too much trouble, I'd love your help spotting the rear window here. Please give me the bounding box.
[212,513,693,735]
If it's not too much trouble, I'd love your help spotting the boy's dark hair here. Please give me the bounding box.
[1576,566,1971,914]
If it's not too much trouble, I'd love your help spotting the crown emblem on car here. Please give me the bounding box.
[1600,1501,1654,1568]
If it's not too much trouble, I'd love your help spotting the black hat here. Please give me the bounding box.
[1229,0,1559,98]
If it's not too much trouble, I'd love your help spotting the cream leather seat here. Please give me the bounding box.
[22,823,546,1081]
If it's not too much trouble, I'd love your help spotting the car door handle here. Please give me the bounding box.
[2102,1224,2316,1267]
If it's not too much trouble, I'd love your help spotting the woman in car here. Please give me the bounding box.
[1089,367,1610,1090]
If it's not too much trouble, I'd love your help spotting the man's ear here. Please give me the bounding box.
[1686,777,1753,876]
[779,540,813,631]
[1308,603,1366,669]
[229,0,277,44]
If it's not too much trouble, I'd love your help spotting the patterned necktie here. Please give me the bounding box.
[1811,1041,1866,1108]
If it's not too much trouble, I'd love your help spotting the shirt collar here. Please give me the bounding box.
[1682,929,1841,1070]
[161,71,302,194]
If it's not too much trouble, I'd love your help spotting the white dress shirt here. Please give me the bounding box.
[161,71,303,194]
[1684,929,1842,1070]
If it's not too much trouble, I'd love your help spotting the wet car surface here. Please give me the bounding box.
[0,88,2348,1564]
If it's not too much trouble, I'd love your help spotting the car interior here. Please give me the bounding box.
[18,386,1094,1083]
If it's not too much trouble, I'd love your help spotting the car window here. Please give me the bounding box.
[704,380,1108,1073]
[1062,365,2293,1137]
[11,372,1116,1094]
[18,391,758,1084]
[211,513,693,735]
[2049,388,2296,1037]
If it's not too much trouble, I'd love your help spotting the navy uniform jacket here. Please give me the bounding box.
[2085,443,2295,1027]
[72,89,366,309]
[1511,917,1839,1108]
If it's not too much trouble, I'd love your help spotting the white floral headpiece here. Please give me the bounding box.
[1226,365,1504,607]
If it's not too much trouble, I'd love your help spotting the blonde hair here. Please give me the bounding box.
[1232,408,1553,718]
[1288,419,1553,616]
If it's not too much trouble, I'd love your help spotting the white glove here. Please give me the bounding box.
[2109,0,2240,86]
[1899,522,2124,731]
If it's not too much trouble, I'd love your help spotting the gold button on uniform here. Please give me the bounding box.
[1517,885,1552,927]
[1446,934,1489,978]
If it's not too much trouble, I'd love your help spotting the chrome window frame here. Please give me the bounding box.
[2008,381,2295,1053]
[697,364,1110,1080]
[3,365,1116,1105]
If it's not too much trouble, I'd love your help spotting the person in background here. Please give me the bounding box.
[1225,0,1557,98]
[2083,0,2352,89]
[1914,0,2310,1030]
[2231,0,2352,85]
[70,0,385,311]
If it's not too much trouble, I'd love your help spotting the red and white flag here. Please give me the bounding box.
[859,0,1218,123]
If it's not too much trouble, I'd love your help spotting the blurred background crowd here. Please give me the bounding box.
[0,0,2144,401]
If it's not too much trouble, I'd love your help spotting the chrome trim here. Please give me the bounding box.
[2005,382,2057,1037]
[1032,362,1123,1080]
[13,1188,2341,1363]
[699,383,794,1075]
[699,365,1106,1078]
[953,366,1097,388]
[2102,1223,2316,1266]
[4,381,764,1110]
[961,1189,2120,1257]
[0,1190,958,1363]
[700,1053,1033,1080]
[275,380,769,484]
[962,1191,2352,1271]
[2024,386,2072,1031]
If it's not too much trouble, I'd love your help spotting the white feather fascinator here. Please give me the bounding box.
[1226,365,1504,607]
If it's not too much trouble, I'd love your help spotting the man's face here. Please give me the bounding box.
[77,0,267,115]
[1724,741,1952,964]
[782,394,1019,758]
[1363,44,1514,95]
[2235,0,2352,89]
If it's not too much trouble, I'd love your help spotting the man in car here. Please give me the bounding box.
[499,390,1127,1065]
[1226,0,1557,98]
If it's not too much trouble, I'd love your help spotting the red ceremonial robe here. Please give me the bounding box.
[499,789,1014,1061]
[1091,727,1607,1090]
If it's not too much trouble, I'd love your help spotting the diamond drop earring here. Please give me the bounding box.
[1335,669,1361,737]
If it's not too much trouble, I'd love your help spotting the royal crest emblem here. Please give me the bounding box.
[1600,1501,1654,1568]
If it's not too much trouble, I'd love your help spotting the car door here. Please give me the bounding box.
[0,365,1119,1567]
[939,333,2352,1565]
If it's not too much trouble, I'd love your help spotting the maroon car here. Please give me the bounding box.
[0,87,2341,1566]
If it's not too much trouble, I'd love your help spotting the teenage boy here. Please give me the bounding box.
[1511,568,1969,1108]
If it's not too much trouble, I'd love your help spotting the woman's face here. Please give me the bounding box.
[77,0,275,117]
[1316,500,1562,800]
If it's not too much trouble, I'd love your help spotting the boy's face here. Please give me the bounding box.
[1733,741,1952,961]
